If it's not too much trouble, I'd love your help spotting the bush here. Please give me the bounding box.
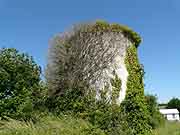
[0,48,42,120]
[46,88,131,135]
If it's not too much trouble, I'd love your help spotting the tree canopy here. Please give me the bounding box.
[0,48,41,119]
[167,98,180,113]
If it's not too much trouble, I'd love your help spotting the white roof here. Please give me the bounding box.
[159,109,179,114]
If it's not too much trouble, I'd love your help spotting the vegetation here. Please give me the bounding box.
[46,88,131,135]
[0,48,43,120]
[111,74,122,104]
[121,45,152,135]
[145,94,165,129]
[167,98,180,113]
[46,21,141,97]
[0,21,165,135]
[0,115,105,135]
[82,20,141,47]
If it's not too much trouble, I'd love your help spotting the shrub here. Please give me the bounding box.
[0,48,42,120]
[46,87,131,135]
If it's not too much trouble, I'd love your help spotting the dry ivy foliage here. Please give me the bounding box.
[46,22,129,96]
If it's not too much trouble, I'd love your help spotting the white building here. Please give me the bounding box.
[159,109,179,121]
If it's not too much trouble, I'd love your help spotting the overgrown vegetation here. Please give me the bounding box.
[145,94,165,129]
[46,21,141,97]
[81,20,141,47]
[121,45,152,135]
[111,74,122,104]
[0,48,45,121]
[0,21,165,135]
[46,88,131,135]
[0,115,105,135]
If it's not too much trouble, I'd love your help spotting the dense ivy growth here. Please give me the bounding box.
[110,74,122,104]
[81,20,141,47]
[46,88,131,135]
[121,45,152,135]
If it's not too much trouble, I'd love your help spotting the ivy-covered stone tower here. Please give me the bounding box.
[47,21,143,104]
[47,20,152,134]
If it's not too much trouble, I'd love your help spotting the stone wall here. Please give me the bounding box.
[91,32,132,104]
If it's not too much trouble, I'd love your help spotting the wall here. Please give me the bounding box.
[165,114,179,121]
[91,32,132,104]
[47,21,141,105]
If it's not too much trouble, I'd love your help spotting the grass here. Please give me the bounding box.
[2,115,180,135]
[154,121,180,135]
[0,115,105,135]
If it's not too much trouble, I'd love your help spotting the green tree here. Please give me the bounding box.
[0,48,41,120]
[167,98,180,113]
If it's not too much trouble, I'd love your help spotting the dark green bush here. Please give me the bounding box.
[0,48,42,121]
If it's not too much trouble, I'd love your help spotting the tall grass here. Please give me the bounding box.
[154,121,180,135]
[0,115,105,135]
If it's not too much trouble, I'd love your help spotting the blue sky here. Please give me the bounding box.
[0,0,180,103]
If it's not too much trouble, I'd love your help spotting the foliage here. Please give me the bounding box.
[32,81,49,112]
[145,94,165,129]
[46,88,87,114]
[167,98,180,113]
[45,21,151,134]
[0,115,105,135]
[121,45,152,135]
[110,74,122,104]
[0,21,154,134]
[46,20,141,97]
[85,90,131,135]
[0,48,41,120]
[90,20,141,47]
[46,88,131,135]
